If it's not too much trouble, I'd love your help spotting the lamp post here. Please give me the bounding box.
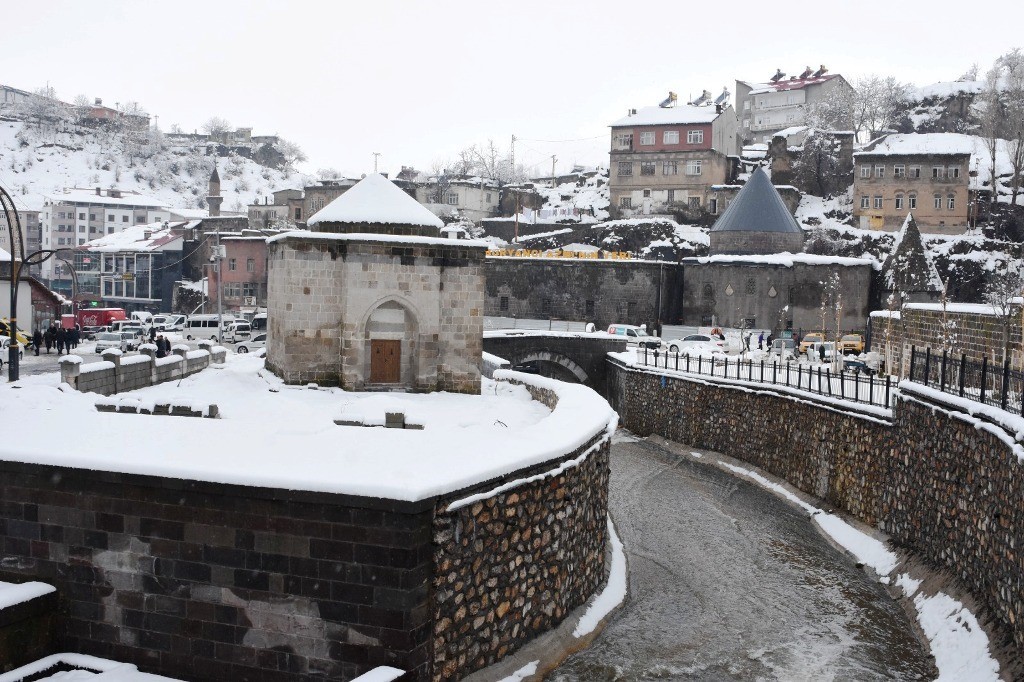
[1,184,63,381]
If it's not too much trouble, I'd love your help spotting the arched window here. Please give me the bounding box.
[933,193,942,210]
[947,193,955,210]
[908,193,917,210]
[895,193,904,210]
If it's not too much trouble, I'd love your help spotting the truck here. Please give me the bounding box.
[76,308,127,329]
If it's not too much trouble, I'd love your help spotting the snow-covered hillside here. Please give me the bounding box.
[528,170,610,222]
[0,120,307,213]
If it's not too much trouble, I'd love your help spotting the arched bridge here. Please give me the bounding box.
[482,331,627,393]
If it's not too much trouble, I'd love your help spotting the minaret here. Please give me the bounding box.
[207,166,223,217]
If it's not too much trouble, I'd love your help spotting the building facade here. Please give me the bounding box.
[417,177,501,223]
[736,68,854,144]
[853,134,971,234]
[210,235,270,313]
[608,98,738,218]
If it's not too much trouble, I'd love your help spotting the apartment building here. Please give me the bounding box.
[852,133,972,234]
[608,94,738,217]
[248,188,304,228]
[417,176,500,223]
[736,66,854,144]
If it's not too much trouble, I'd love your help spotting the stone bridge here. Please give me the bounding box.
[482,331,627,394]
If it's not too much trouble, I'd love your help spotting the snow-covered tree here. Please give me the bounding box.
[851,76,912,140]
[791,130,846,197]
[276,138,307,169]
[984,265,1024,365]
[202,116,231,138]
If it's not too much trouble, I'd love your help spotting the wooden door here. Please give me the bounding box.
[370,340,401,383]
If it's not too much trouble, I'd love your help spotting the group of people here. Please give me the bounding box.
[743,330,776,352]
[152,335,173,358]
[33,324,80,356]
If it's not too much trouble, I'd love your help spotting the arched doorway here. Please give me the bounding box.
[364,300,418,387]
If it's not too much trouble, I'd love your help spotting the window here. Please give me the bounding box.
[619,197,632,208]
[246,258,255,272]
[663,161,678,175]
[585,300,595,316]
[617,161,633,176]
[122,215,129,223]
[932,166,944,179]
[89,213,96,221]
[136,216,145,223]
[613,133,633,149]
[909,165,921,178]
[640,131,655,145]
[933,193,942,209]
[242,282,258,297]
[947,194,955,210]
[499,296,509,312]
[909,193,917,209]
[743,120,750,129]
[225,283,241,297]
[486,192,492,203]
[627,301,637,320]
[447,193,459,205]
[893,164,905,178]
[686,160,702,176]
[79,225,85,233]
[895,194,904,210]
[709,198,718,214]
[79,213,86,220]
[667,189,675,203]
[228,258,237,271]
[294,208,302,220]
[949,167,961,179]
[874,165,885,178]
[743,317,756,329]
[542,298,552,315]
[860,196,870,209]
[860,166,871,178]
[107,226,115,234]
[107,214,114,222]
[702,283,714,299]
[687,129,704,144]
[640,162,656,176]
[873,196,883,209]
[701,314,714,326]
[688,197,701,210]
[745,278,756,295]
[642,189,651,198]
[743,101,750,111]
[663,131,679,144]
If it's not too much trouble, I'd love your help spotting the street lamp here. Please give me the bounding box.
[1,184,64,381]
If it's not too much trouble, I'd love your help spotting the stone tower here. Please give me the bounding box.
[709,166,805,256]
[206,166,223,218]
[881,214,944,305]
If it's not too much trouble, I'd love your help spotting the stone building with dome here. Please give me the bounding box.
[265,173,486,392]
[680,167,874,333]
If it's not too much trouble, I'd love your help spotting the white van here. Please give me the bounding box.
[607,324,662,349]
[153,314,186,332]
[130,311,153,325]
[184,314,235,340]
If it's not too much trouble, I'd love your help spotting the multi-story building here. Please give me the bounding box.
[0,202,42,274]
[852,133,972,234]
[39,188,170,296]
[248,189,303,229]
[303,179,359,223]
[417,176,500,223]
[74,221,190,313]
[209,234,272,313]
[736,66,854,145]
[608,96,738,217]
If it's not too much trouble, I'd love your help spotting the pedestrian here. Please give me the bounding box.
[56,327,66,355]
[744,333,751,351]
[818,343,826,363]
[149,325,157,343]
[44,326,54,354]
[71,326,80,349]
[156,335,166,359]
[32,329,42,356]
[757,332,764,350]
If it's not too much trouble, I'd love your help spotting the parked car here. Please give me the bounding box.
[798,332,826,354]
[0,336,25,368]
[94,332,128,353]
[806,341,838,362]
[119,330,143,351]
[607,324,661,349]
[224,321,252,343]
[839,333,865,355]
[81,325,105,340]
[770,338,796,360]
[153,314,186,331]
[0,320,31,348]
[235,333,266,354]
[666,334,726,355]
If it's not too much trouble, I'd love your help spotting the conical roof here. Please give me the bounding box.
[209,166,220,184]
[308,173,443,229]
[881,214,943,293]
[710,167,801,234]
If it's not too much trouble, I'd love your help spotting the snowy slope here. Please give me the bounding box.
[0,121,308,213]
[529,170,610,222]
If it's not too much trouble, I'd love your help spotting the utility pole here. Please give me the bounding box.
[511,135,518,243]
[551,155,557,188]
[213,229,224,343]
[372,152,381,174]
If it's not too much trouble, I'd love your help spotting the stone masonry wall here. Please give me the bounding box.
[61,347,227,396]
[608,359,1024,665]
[871,305,1024,376]
[430,439,610,681]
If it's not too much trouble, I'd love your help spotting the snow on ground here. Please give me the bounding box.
[494,661,539,682]
[0,654,180,681]
[0,355,616,501]
[530,170,610,223]
[711,458,1000,682]
[572,517,627,638]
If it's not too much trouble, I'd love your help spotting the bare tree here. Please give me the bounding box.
[276,138,307,168]
[984,266,1024,365]
[202,116,231,138]
[851,75,912,140]
[997,49,1024,208]
[979,61,1005,211]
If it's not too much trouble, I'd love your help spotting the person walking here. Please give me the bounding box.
[32,329,42,356]
[156,335,167,359]
[757,332,764,350]
[71,326,80,350]
[149,325,157,343]
[44,326,54,354]
[818,342,826,363]
[56,327,66,355]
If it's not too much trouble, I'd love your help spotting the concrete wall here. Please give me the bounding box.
[608,359,1024,669]
[484,258,682,328]
[266,236,485,393]
[61,346,227,396]
[680,260,873,332]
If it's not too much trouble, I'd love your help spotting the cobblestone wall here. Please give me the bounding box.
[608,359,1024,665]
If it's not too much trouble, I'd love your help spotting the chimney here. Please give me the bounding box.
[95,98,102,106]
[143,229,152,240]
[95,187,101,196]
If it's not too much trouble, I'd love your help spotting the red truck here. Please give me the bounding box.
[75,308,127,329]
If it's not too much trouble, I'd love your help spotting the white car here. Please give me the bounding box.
[807,341,839,362]
[0,336,24,369]
[666,334,727,355]
[95,332,128,353]
[224,322,252,343]
[235,333,266,354]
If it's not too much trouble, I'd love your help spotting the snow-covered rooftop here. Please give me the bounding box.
[854,133,976,158]
[744,74,840,95]
[0,356,616,502]
[692,253,876,268]
[610,104,723,127]
[49,188,169,209]
[80,221,194,253]
[307,173,443,229]
[267,231,489,249]
[0,580,55,610]
[909,80,985,102]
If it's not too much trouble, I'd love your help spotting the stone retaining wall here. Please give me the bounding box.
[60,345,228,396]
[0,584,58,673]
[607,359,1024,667]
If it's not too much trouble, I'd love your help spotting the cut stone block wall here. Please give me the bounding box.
[608,359,1024,668]
[60,348,227,396]
[0,584,58,673]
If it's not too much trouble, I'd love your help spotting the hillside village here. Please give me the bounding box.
[1,50,1023,324]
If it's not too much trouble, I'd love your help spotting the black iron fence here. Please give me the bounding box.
[638,347,894,409]
[907,346,1024,415]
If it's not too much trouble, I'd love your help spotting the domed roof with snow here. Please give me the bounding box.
[710,167,801,234]
[307,173,443,235]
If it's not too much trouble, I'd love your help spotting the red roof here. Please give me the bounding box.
[748,74,839,94]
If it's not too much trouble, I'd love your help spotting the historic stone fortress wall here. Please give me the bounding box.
[607,358,1024,668]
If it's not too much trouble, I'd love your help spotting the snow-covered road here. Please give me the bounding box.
[550,437,935,681]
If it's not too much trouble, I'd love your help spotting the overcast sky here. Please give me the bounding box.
[4,1,1021,180]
